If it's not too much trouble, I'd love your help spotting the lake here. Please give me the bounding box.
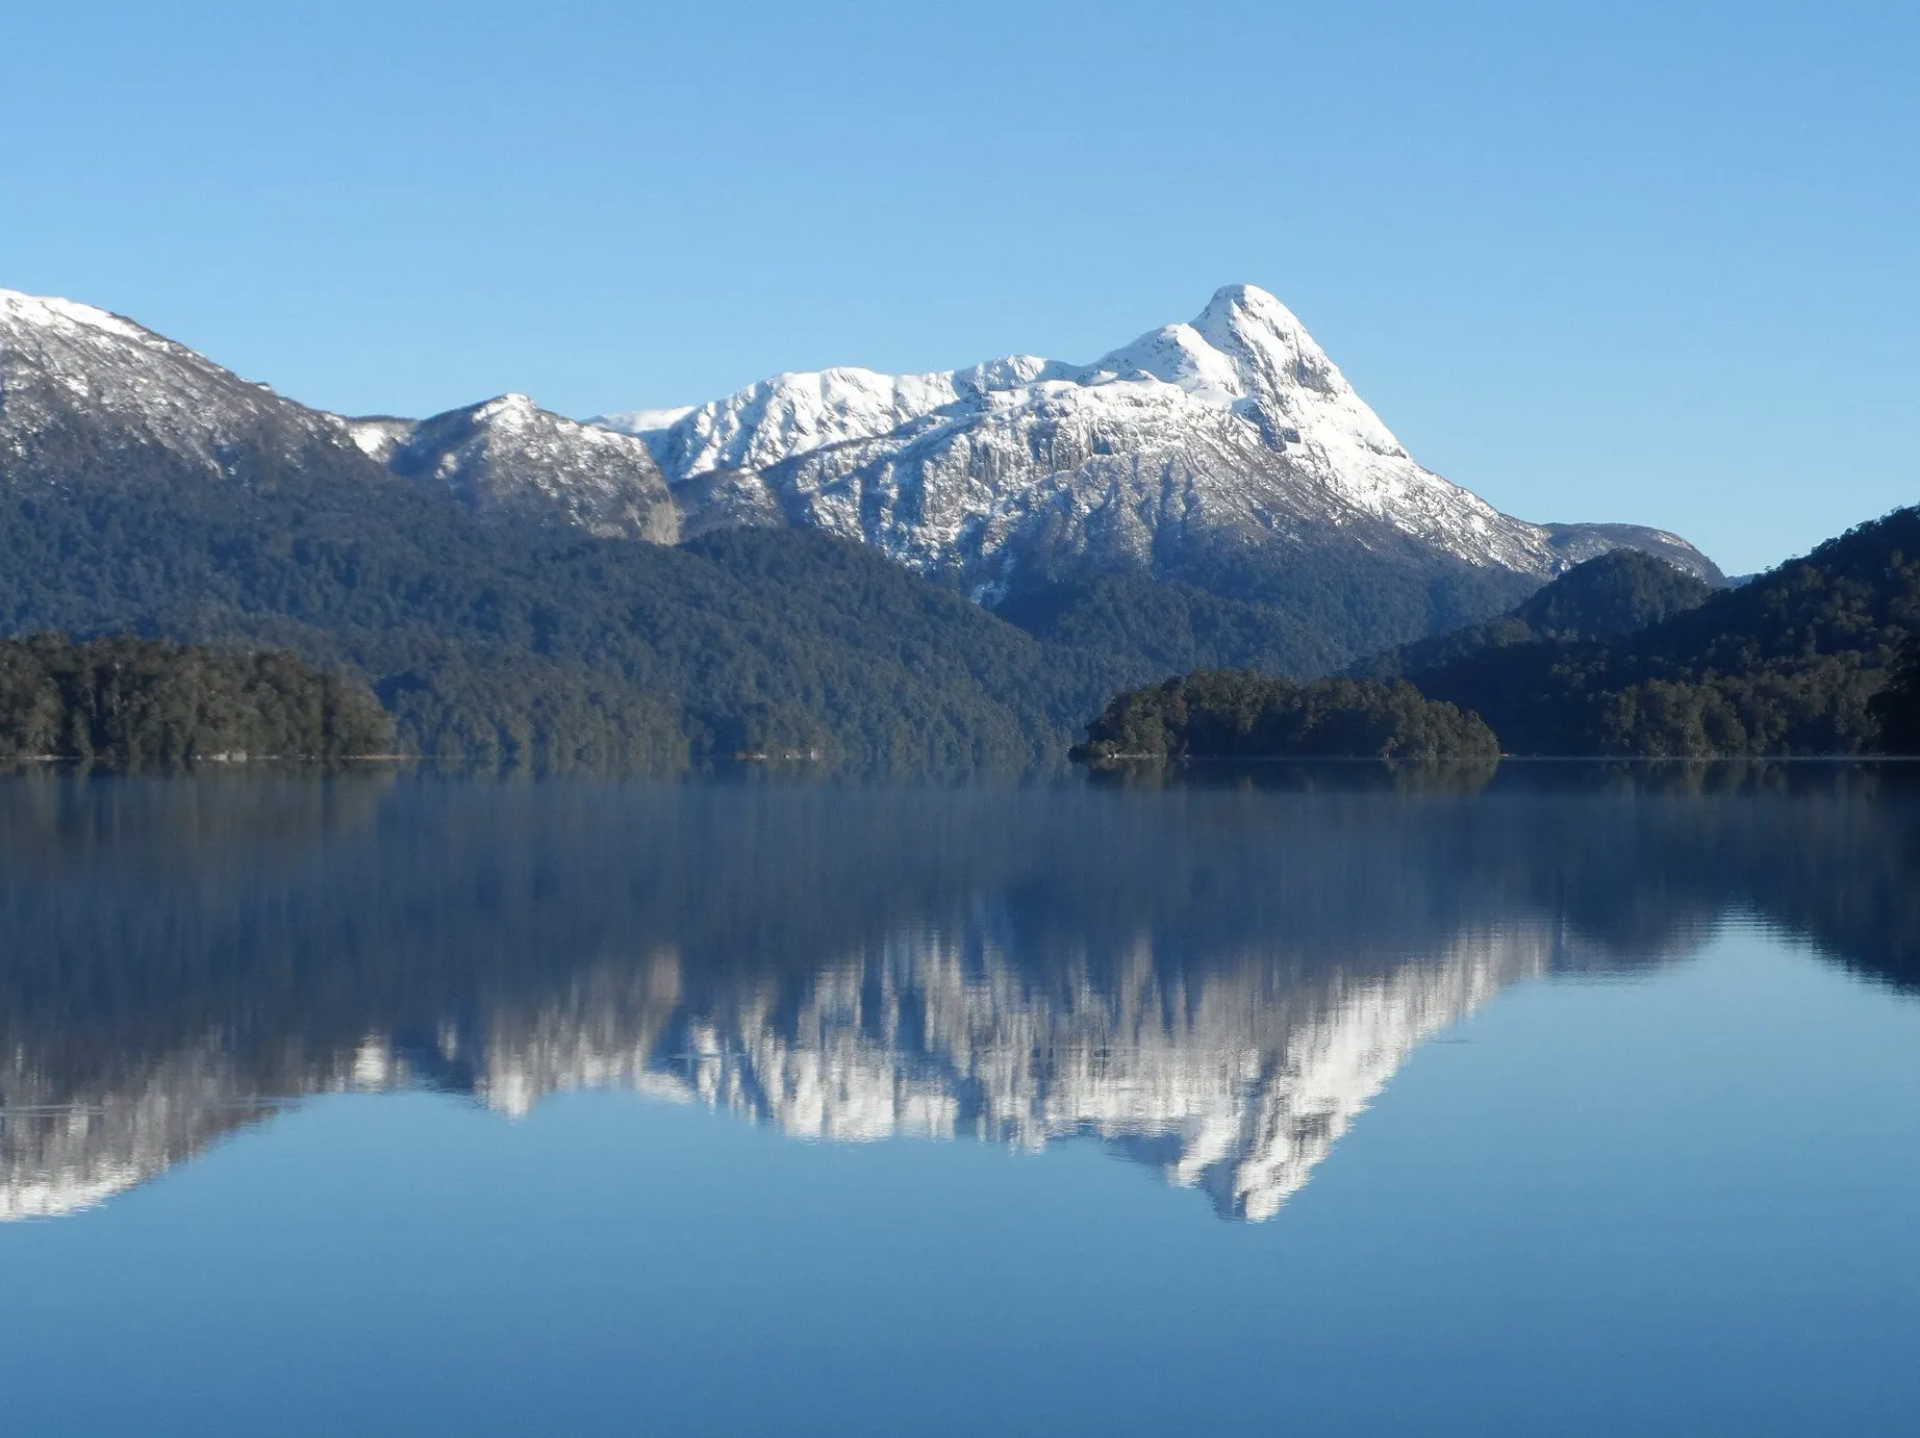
[1,765,1916,1435]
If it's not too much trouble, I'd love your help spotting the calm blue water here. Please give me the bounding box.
[1,767,1916,1435]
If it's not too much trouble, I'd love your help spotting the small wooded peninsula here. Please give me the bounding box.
[0,635,392,767]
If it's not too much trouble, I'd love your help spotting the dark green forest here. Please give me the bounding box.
[1354,549,1717,680]
[1071,514,1920,761]
[996,528,1547,681]
[1073,669,1500,762]
[0,434,1131,771]
[1398,507,1920,755]
[1872,639,1920,754]
[994,571,1347,679]
[0,634,390,766]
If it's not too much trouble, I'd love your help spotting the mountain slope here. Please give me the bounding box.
[0,454,1116,767]
[1407,507,1920,754]
[0,292,1142,767]
[599,284,1720,598]
[0,289,674,541]
[1354,549,1717,679]
[0,290,345,471]
[350,395,678,541]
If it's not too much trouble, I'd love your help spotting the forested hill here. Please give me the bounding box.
[0,634,390,766]
[992,532,1542,683]
[0,439,1132,771]
[1404,507,1920,755]
[1353,549,1716,681]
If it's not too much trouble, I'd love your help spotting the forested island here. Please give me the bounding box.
[0,635,391,767]
[1071,672,1499,762]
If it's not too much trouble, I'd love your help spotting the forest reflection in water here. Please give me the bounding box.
[1,761,1916,1223]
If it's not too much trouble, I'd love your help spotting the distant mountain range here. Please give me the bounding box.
[0,290,1095,767]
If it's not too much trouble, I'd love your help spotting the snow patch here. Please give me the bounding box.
[0,288,149,342]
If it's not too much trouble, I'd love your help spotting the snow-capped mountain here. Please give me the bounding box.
[3,282,1715,597]
[350,396,677,542]
[0,288,349,468]
[598,284,1716,591]
[0,288,674,540]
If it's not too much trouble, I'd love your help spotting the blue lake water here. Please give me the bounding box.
[1,767,1916,1435]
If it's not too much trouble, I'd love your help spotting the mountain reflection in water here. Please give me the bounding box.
[2,765,1915,1223]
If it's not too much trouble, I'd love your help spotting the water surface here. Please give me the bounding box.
[1,766,1916,1434]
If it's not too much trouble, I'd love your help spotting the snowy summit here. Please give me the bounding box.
[595,284,1713,592]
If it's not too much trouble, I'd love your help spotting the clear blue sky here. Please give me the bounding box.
[3,1,1914,573]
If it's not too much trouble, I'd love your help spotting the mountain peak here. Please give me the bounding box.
[376,392,678,543]
[1082,283,1343,414]
[1200,281,1296,325]
[469,392,541,424]
[1194,283,1311,350]
[1,287,152,345]
[1188,283,1339,401]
